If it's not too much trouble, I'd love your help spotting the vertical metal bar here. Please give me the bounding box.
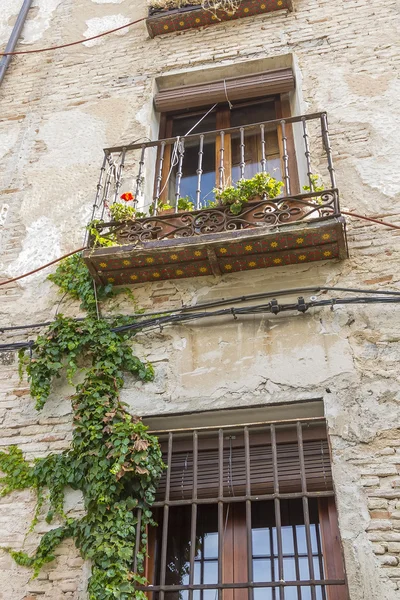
[297,422,316,600]
[271,424,284,600]
[133,508,142,573]
[159,432,173,600]
[302,118,313,191]
[270,525,276,600]
[113,148,126,204]
[153,141,166,214]
[244,427,254,600]
[135,144,146,202]
[100,155,114,220]
[292,524,302,600]
[320,113,337,189]
[218,131,225,191]
[280,120,291,195]
[240,127,246,180]
[85,153,107,245]
[189,431,198,600]
[218,429,224,600]
[260,124,267,173]
[196,135,204,209]
[175,137,185,212]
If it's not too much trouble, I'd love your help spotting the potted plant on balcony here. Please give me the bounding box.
[214,172,284,216]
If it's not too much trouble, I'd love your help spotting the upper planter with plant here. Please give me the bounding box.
[146,0,293,38]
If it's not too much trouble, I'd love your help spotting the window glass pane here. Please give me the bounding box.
[300,587,312,600]
[203,561,218,584]
[253,558,272,582]
[252,527,271,557]
[299,556,309,580]
[284,588,298,600]
[296,525,307,554]
[204,532,218,559]
[283,557,296,581]
[203,591,218,600]
[281,526,295,555]
[254,588,273,600]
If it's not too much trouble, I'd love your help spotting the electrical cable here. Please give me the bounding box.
[0,16,147,57]
[340,210,400,231]
[1,285,399,333]
[1,295,400,351]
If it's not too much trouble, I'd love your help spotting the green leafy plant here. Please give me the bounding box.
[1,257,165,600]
[303,174,325,205]
[159,196,194,212]
[214,172,283,215]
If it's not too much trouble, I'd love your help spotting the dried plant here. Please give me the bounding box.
[149,0,242,17]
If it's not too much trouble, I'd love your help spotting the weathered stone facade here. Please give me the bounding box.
[0,0,399,598]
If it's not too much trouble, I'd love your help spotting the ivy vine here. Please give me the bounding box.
[0,254,165,600]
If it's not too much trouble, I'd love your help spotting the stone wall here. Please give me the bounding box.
[0,0,399,598]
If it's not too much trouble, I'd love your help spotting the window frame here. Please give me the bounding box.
[137,417,349,600]
[155,92,301,206]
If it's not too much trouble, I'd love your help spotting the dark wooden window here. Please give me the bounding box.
[157,94,300,207]
[139,419,349,600]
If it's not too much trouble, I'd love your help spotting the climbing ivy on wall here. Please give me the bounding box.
[0,253,165,600]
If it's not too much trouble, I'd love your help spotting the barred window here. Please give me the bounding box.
[138,417,349,600]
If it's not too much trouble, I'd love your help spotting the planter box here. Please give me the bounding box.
[147,0,292,37]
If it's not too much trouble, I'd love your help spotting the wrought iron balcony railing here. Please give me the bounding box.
[84,112,347,286]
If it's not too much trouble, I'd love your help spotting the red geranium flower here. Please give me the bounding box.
[120,192,134,202]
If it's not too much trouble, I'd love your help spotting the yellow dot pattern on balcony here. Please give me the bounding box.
[194,250,202,257]
[130,274,138,281]
[261,3,266,7]
[123,260,130,266]
[153,272,161,278]
[298,255,307,261]
[245,245,253,251]
[176,270,183,276]
[322,233,331,240]
[248,261,257,267]
[271,241,278,248]
[324,251,332,257]
[199,267,208,273]
[273,258,282,264]
[219,248,228,254]
[195,18,201,23]
[99,262,107,268]
[170,254,178,260]
[163,24,169,30]
[179,21,185,26]
[277,0,283,5]
[224,264,233,270]
[108,277,115,283]
[296,238,304,244]
[146,257,155,263]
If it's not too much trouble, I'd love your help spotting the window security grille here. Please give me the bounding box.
[134,418,348,600]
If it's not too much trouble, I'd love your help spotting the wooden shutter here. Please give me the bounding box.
[156,438,332,500]
[154,68,295,112]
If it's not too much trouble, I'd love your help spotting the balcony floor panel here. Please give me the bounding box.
[83,219,347,286]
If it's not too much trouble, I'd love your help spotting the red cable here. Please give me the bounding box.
[341,210,400,231]
[0,16,146,56]
[0,247,87,286]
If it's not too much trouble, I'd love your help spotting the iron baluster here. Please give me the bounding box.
[280,119,291,195]
[302,117,313,191]
[113,148,126,204]
[153,141,166,215]
[196,135,204,209]
[218,130,225,191]
[175,137,185,212]
[260,124,267,173]
[320,113,337,189]
[240,126,246,179]
[135,144,146,203]
[100,155,114,220]
[85,153,107,245]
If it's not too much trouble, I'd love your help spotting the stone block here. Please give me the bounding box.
[379,555,399,566]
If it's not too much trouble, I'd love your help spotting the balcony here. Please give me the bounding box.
[83,112,347,287]
[146,0,292,38]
